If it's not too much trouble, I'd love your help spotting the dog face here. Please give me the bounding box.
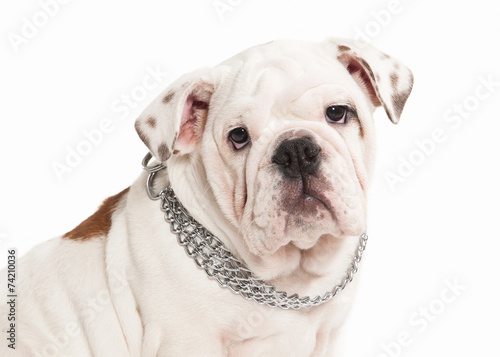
[135,39,413,280]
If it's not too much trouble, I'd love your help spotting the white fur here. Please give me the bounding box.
[0,38,412,356]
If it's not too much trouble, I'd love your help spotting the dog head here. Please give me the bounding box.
[135,39,413,280]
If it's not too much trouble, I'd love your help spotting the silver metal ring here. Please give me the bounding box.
[142,152,165,173]
[142,152,166,200]
[146,171,162,200]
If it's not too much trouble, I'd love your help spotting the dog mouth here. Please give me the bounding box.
[280,176,338,233]
[283,193,336,250]
[285,193,334,227]
[277,169,365,248]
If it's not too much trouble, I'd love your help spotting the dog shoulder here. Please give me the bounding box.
[63,187,130,241]
[0,187,132,355]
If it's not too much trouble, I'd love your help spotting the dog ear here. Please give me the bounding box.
[330,39,413,124]
[135,68,214,162]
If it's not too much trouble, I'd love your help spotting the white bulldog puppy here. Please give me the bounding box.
[0,38,412,356]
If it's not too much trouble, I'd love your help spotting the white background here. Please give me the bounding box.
[1,1,499,356]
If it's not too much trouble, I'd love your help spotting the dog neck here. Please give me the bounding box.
[146,156,367,309]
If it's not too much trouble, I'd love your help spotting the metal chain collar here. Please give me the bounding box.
[142,152,368,310]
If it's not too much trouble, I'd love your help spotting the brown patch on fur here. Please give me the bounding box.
[390,72,399,91]
[146,116,157,129]
[162,91,175,104]
[390,72,413,120]
[392,88,412,120]
[63,188,130,240]
[338,45,351,52]
[157,143,170,161]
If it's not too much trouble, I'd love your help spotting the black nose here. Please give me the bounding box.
[272,137,321,179]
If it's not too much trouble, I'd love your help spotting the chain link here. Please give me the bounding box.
[157,185,368,310]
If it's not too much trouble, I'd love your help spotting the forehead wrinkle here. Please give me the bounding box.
[288,72,339,101]
[251,55,304,77]
[251,67,274,97]
[272,75,333,118]
[247,55,307,96]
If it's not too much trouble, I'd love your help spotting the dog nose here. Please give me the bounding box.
[272,137,321,179]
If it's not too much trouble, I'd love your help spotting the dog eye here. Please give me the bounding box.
[229,127,250,149]
[325,105,347,124]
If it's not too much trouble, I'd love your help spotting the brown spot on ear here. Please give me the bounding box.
[380,53,390,60]
[63,188,130,240]
[157,143,170,161]
[173,150,179,155]
[391,72,413,121]
[392,90,409,120]
[135,122,150,148]
[162,91,175,104]
[338,45,351,52]
[146,116,157,129]
[390,72,400,92]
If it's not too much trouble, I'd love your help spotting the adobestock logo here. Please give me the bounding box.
[385,75,499,191]
[7,0,72,53]
[376,277,467,357]
[33,270,131,357]
[51,66,171,182]
[212,0,244,21]
[353,0,409,48]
